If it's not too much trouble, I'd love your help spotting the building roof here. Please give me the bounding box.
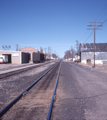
[19,46,38,52]
[79,43,107,52]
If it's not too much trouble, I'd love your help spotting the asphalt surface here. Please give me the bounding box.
[51,61,107,120]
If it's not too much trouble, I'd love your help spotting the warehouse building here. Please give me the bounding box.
[19,47,38,61]
[0,50,30,64]
[79,43,107,64]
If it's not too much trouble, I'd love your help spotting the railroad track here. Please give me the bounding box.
[0,60,57,79]
[0,61,61,120]
[0,60,55,71]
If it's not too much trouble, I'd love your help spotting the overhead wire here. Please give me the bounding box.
[83,31,94,43]
[82,3,107,44]
[83,18,107,44]
[80,31,88,42]
[97,19,107,27]
[94,3,107,21]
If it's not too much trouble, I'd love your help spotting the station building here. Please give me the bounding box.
[0,50,30,64]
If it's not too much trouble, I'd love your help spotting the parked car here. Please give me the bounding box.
[0,55,8,63]
[74,59,80,63]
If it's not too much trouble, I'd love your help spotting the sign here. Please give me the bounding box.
[12,53,19,57]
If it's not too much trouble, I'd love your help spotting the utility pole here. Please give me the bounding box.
[48,47,51,59]
[44,48,46,54]
[50,47,51,59]
[16,44,18,51]
[44,48,47,60]
[75,40,79,61]
[2,45,11,50]
[76,40,79,53]
[48,47,49,59]
[71,46,73,61]
[87,21,102,68]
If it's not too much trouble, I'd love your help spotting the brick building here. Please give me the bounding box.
[19,47,38,61]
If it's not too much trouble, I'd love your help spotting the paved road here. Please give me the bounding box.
[52,61,107,120]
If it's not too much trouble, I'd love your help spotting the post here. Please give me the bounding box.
[94,22,96,67]
[87,21,102,68]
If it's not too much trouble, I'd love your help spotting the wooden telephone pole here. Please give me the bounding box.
[87,22,102,68]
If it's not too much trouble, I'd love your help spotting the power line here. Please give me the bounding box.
[80,3,107,44]
[83,31,94,43]
[83,18,107,43]
[97,19,107,27]
[94,3,107,21]
[80,31,88,42]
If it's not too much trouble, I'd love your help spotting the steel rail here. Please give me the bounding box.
[0,60,54,72]
[0,60,57,79]
[0,62,59,119]
[46,62,62,120]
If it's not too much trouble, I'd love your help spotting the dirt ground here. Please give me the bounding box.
[79,63,107,73]
[1,62,60,120]
[0,63,33,71]
[67,60,107,73]
[0,60,55,71]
